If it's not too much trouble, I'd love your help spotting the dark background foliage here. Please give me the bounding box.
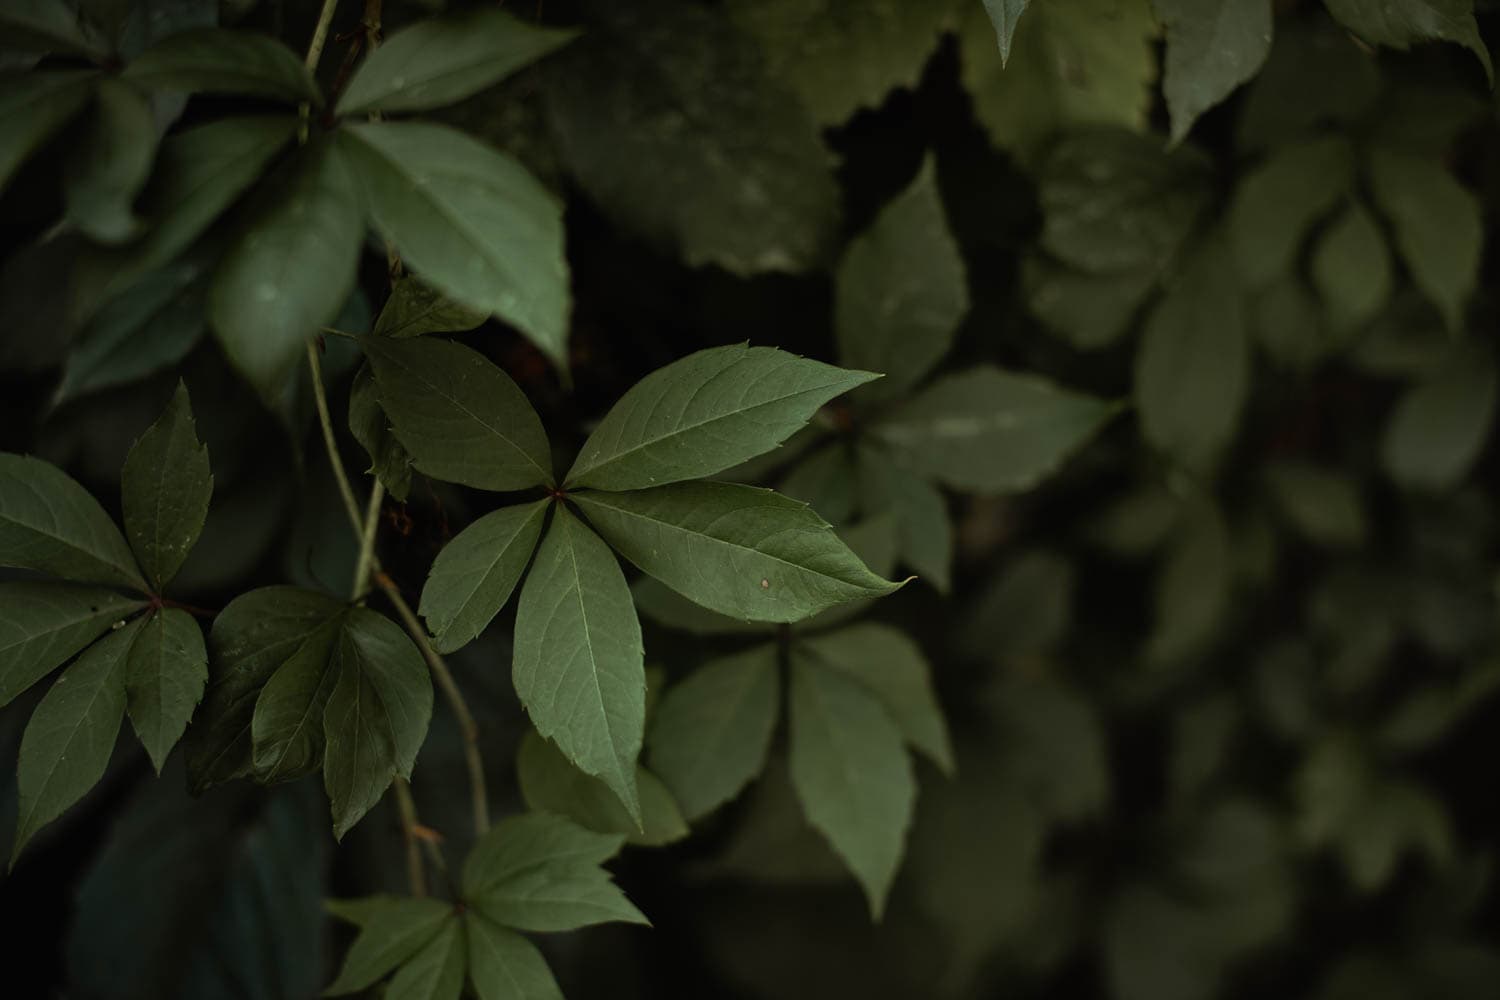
[4,0,1500,998]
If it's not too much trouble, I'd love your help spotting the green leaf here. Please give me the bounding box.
[630,576,766,636]
[123,28,322,104]
[574,482,902,622]
[1382,340,1496,491]
[1147,501,1231,666]
[1236,19,1379,152]
[1311,201,1393,334]
[513,506,644,821]
[0,0,106,58]
[646,644,780,821]
[185,586,345,792]
[835,156,967,397]
[1154,0,1273,145]
[1135,243,1250,470]
[516,730,688,846]
[324,898,453,995]
[544,0,839,274]
[0,453,145,591]
[1023,256,1157,350]
[0,70,97,195]
[385,917,464,1000]
[795,623,953,774]
[788,654,915,919]
[340,121,569,365]
[55,261,208,404]
[856,450,953,592]
[0,582,142,707]
[347,363,413,502]
[462,812,624,897]
[209,139,364,401]
[362,334,553,491]
[727,0,958,125]
[419,501,548,654]
[959,549,1074,661]
[120,381,213,591]
[373,276,488,339]
[777,445,858,526]
[566,344,874,491]
[1228,136,1354,287]
[470,860,648,933]
[249,618,341,784]
[124,608,206,773]
[870,366,1115,493]
[959,0,1157,164]
[1038,129,1211,274]
[464,917,563,1000]
[13,616,142,864]
[62,79,159,244]
[323,609,435,839]
[981,0,1031,64]
[336,9,576,116]
[122,115,298,293]
[1324,0,1492,82]
[1264,461,1367,548]
[1368,148,1482,333]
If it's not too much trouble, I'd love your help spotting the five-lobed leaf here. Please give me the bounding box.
[567,344,876,491]
[0,453,146,592]
[13,616,143,864]
[870,366,1117,494]
[120,381,213,592]
[209,139,364,401]
[420,501,549,654]
[336,8,578,116]
[574,482,902,623]
[835,156,968,399]
[0,582,143,708]
[123,28,322,104]
[363,334,554,491]
[513,506,644,821]
[124,607,207,774]
[340,121,570,366]
[787,654,916,919]
[647,643,780,821]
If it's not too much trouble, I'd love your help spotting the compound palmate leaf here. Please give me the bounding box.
[574,482,902,622]
[566,344,876,492]
[513,506,645,821]
[363,334,554,492]
[0,453,146,592]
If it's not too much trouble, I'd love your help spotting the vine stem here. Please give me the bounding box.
[304,342,492,839]
[352,480,385,601]
[392,779,427,897]
[304,0,340,71]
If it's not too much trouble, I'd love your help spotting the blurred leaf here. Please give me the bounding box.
[728,0,958,125]
[788,654,915,919]
[1324,0,1492,82]
[0,0,107,58]
[1023,256,1156,350]
[647,643,780,821]
[1254,273,1338,370]
[1382,340,1496,491]
[1228,135,1354,287]
[960,549,1073,661]
[1311,200,1393,334]
[336,9,576,117]
[856,451,953,592]
[514,507,644,822]
[0,70,97,194]
[779,446,858,526]
[1368,148,1482,332]
[1263,461,1367,548]
[959,0,1157,164]
[518,730,687,847]
[631,575,767,637]
[1236,19,1379,150]
[873,366,1116,493]
[1154,0,1273,144]
[340,121,569,365]
[1147,501,1231,666]
[1135,241,1249,471]
[544,0,839,274]
[835,156,967,398]
[987,674,1109,823]
[208,140,363,403]
[62,79,158,244]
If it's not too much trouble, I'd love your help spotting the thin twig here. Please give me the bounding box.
[305,340,364,538]
[304,0,341,71]
[352,480,385,601]
[392,778,427,897]
[376,571,491,836]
